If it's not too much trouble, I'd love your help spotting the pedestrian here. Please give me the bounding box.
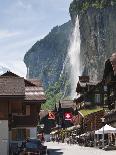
[57,137,60,144]
[67,137,69,144]
[52,137,55,143]
[69,136,72,145]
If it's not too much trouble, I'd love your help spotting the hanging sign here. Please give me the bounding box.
[48,112,55,120]
[64,113,73,120]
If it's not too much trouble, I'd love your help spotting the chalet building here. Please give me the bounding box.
[76,76,104,108]
[72,109,104,134]
[0,71,46,155]
[56,100,76,129]
[76,76,94,94]
[73,75,105,133]
[103,53,116,127]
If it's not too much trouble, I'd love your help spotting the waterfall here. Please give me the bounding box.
[68,16,81,99]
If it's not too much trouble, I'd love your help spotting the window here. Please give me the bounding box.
[17,129,25,141]
[12,129,25,141]
[26,105,30,115]
[95,94,101,103]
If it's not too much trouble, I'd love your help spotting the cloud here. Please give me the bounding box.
[0,34,46,77]
[0,61,27,77]
[0,34,45,68]
[7,60,27,77]
[0,35,44,53]
[0,30,20,39]
[17,0,32,9]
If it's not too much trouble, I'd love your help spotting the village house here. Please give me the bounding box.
[56,100,76,129]
[102,53,116,128]
[73,75,105,134]
[0,71,46,155]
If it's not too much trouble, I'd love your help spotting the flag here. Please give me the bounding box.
[64,112,73,120]
[48,112,55,120]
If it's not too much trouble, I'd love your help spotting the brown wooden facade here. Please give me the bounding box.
[0,71,46,142]
[102,53,116,127]
[75,76,104,109]
[73,75,105,133]
[82,110,104,132]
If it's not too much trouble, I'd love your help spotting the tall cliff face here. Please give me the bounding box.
[24,21,72,89]
[70,0,116,81]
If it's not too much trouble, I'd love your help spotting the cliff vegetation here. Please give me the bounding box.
[70,0,116,14]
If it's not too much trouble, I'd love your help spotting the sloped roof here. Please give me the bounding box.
[25,87,46,101]
[28,79,42,87]
[1,71,36,86]
[0,71,46,102]
[1,71,19,77]
[78,81,98,87]
[25,80,46,102]
[57,100,76,109]
[79,108,103,117]
[0,76,25,96]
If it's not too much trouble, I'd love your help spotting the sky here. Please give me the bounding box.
[0,0,72,77]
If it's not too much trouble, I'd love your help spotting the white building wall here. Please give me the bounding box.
[30,127,37,138]
[0,120,9,155]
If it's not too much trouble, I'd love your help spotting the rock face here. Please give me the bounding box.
[24,21,72,89]
[24,0,116,90]
[69,0,116,81]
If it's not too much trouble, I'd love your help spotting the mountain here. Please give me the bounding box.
[24,21,72,89]
[24,0,116,109]
[69,0,116,81]
[24,21,73,109]
[0,66,9,75]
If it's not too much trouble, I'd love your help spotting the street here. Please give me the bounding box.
[46,142,116,155]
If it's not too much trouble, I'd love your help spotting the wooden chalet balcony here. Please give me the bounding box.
[105,110,116,124]
[11,115,38,128]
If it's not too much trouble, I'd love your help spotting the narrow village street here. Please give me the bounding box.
[46,142,116,155]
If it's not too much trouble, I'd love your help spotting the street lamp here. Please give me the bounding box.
[101,117,105,149]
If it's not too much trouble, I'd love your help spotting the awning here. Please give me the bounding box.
[95,124,116,134]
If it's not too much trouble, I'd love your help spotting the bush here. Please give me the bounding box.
[69,0,116,14]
